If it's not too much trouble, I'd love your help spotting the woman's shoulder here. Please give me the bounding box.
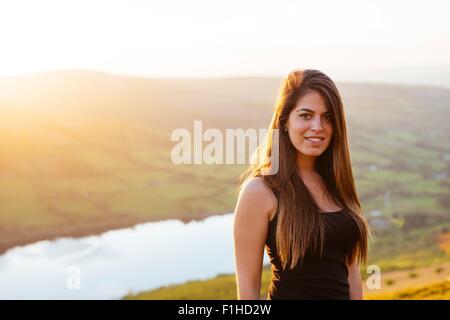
[238,177,278,221]
[240,176,276,198]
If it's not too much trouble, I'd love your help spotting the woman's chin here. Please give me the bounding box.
[297,149,325,157]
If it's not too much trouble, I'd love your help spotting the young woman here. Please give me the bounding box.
[233,69,370,300]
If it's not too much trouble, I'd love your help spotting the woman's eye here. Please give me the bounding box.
[300,114,331,120]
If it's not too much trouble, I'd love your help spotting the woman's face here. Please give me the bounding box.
[286,90,333,158]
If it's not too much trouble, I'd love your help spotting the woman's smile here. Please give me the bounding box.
[304,136,325,145]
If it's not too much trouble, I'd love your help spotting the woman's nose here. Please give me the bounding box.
[310,116,323,131]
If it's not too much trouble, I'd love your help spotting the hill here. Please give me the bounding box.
[0,70,449,254]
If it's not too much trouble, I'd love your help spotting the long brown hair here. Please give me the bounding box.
[240,69,370,270]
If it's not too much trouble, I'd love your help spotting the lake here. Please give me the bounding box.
[0,213,270,299]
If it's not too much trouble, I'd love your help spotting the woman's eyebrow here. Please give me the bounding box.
[296,108,331,114]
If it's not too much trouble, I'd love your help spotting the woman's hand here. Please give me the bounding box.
[347,258,363,300]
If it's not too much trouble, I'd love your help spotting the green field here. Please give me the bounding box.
[123,271,450,300]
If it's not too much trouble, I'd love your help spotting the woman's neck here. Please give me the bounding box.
[297,153,317,177]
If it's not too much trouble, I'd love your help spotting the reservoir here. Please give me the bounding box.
[0,213,270,299]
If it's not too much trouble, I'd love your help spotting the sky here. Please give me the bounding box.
[0,0,449,78]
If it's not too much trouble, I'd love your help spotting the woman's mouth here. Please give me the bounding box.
[305,137,325,145]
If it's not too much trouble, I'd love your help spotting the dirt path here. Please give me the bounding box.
[364,261,450,298]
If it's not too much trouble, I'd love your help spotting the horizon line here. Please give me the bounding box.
[1,67,449,90]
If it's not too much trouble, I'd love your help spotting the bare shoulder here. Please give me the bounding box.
[237,177,278,222]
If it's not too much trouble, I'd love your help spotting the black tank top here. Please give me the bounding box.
[265,202,359,300]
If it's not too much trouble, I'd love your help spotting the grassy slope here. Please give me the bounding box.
[123,262,450,300]
[124,225,450,300]
[127,280,450,300]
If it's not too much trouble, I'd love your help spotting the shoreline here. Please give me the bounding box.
[0,210,233,255]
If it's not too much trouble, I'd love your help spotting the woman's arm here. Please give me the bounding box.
[347,258,363,300]
[233,177,276,300]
